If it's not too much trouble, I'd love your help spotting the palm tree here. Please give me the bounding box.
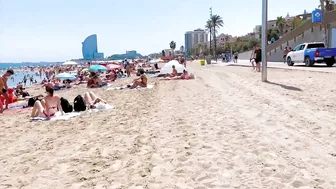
[205,20,212,56]
[319,0,335,11]
[276,16,286,36]
[210,14,224,59]
[169,41,176,57]
[258,26,262,39]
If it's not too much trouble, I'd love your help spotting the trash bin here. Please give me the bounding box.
[200,60,205,66]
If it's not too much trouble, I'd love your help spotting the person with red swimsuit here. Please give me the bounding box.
[31,86,64,120]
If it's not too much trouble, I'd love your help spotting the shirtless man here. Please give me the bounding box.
[130,69,147,89]
[165,65,178,78]
[0,69,14,112]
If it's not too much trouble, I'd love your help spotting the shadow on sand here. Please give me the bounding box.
[266,81,302,91]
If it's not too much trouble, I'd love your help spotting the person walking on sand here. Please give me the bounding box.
[254,45,262,72]
[0,69,14,112]
[283,47,289,64]
[250,46,256,70]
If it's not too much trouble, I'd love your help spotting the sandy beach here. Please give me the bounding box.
[1,61,336,188]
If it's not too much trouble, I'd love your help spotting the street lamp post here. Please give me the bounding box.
[261,0,268,82]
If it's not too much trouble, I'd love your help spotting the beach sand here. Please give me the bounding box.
[1,61,336,188]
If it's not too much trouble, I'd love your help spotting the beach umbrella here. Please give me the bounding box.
[89,65,107,72]
[55,72,77,80]
[63,61,78,66]
[106,64,121,70]
[160,60,185,74]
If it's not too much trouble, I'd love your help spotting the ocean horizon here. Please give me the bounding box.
[0,62,61,70]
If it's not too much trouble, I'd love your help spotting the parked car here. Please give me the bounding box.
[286,42,336,67]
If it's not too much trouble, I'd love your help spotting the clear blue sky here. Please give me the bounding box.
[0,0,319,62]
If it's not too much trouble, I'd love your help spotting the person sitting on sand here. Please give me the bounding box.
[165,65,178,78]
[83,91,106,109]
[31,86,64,120]
[129,69,147,89]
[179,70,189,80]
[0,69,14,112]
[87,73,103,88]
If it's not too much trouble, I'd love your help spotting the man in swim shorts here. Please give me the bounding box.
[0,69,14,112]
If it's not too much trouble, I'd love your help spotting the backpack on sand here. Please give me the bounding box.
[73,95,86,112]
[60,97,73,113]
[28,97,38,107]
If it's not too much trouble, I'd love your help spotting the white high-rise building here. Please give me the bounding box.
[185,29,208,52]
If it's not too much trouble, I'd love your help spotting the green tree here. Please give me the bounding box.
[258,26,262,39]
[210,14,224,59]
[248,38,260,49]
[319,0,335,11]
[276,16,286,35]
[270,30,279,41]
[291,17,305,29]
[169,41,176,57]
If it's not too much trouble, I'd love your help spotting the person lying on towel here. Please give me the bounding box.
[129,69,147,89]
[83,91,107,109]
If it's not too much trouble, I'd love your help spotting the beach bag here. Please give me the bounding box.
[73,95,86,112]
[60,97,73,113]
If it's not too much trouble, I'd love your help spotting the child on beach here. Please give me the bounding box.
[0,69,14,113]
[250,47,256,70]
[164,65,178,78]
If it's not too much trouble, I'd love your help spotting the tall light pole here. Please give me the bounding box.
[261,0,268,82]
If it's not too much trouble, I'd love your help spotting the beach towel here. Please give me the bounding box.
[88,103,114,113]
[106,84,154,91]
[31,112,80,121]
[8,101,29,109]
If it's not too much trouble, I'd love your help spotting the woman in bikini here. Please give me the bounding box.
[83,91,106,109]
[31,86,64,119]
[130,69,147,89]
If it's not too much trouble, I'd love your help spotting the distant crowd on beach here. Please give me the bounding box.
[0,56,193,115]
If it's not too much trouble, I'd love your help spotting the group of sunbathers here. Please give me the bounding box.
[30,86,107,120]
[163,65,194,80]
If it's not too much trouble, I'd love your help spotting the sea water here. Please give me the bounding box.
[0,62,59,88]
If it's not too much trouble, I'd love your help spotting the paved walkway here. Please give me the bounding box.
[209,60,336,73]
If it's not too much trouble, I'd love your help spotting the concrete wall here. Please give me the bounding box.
[238,50,253,60]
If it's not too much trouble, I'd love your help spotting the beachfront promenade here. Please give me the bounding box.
[211,59,336,73]
[1,61,336,188]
